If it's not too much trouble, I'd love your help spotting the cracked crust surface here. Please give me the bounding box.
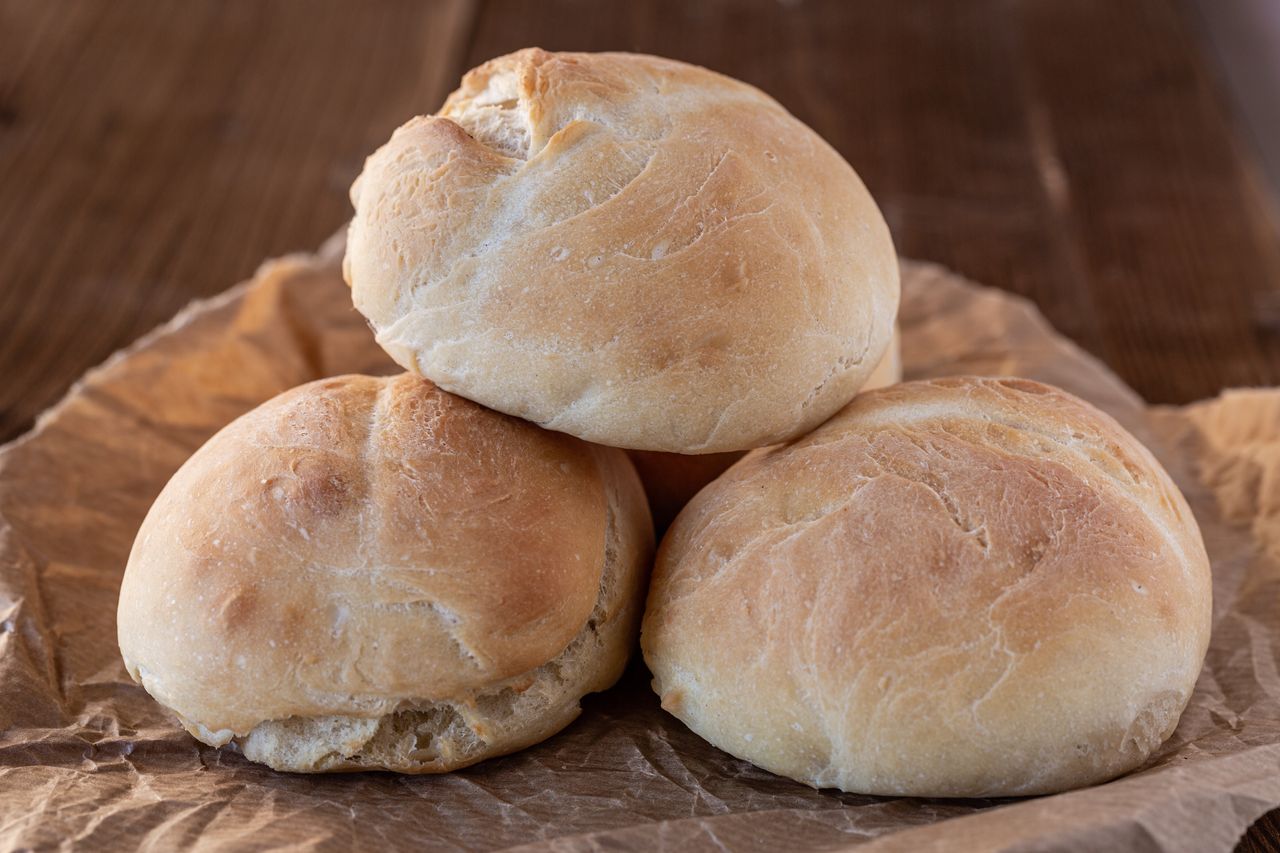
[117,374,653,772]
[641,377,1211,797]
[343,48,898,453]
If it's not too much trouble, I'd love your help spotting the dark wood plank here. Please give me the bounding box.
[1186,0,1280,200]
[1241,811,1280,853]
[1018,0,1280,403]
[0,0,476,442]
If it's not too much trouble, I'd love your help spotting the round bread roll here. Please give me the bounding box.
[344,48,899,453]
[643,377,1211,797]
[628,450,743,534]
[118,374,653,773]
[629,327,903,530]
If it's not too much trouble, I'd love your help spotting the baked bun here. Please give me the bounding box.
[628,450,743,534]
[643,377,1210,797]
[118,374,653,773]
[629,327,903,530]
[344,48,898,453]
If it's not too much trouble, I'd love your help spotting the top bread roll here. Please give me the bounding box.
[345,48,899,453]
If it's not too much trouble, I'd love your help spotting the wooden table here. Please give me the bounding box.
[3,0,1278,847]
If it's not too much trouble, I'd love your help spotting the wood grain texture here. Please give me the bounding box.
[1243,812,1280,853]
[0,0,477,440]
[1187,0,1280,201]
[1,0,1279,846]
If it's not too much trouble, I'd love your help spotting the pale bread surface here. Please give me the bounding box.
[345,49,899,453]
[118,374,653,772]
[643,376,1211,797]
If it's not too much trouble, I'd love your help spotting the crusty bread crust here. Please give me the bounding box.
[344,48,899,453]
[643,377,1211,797]
[118,374,653,772]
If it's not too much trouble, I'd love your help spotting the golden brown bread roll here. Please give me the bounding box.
[118,374,653,772]
[344,48,898,453]
[627,449,744,534]
[643,377,1211,797]
[629,327,903,531]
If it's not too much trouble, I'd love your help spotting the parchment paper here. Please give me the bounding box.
[2,235,1279,851]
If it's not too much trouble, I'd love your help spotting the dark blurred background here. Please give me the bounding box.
[1,0,1279,846]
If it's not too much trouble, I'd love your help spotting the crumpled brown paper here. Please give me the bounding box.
[2,234,1279,852]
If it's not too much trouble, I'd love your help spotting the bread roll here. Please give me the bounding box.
[118,374,653,773]
[630,327,903,530]
[628,450,744,534]
[344,48,898,453]
[643,377,1211,797]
